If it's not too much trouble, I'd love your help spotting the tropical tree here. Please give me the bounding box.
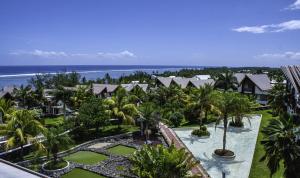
[192,84,216,127]
[14,85,37,109]
[0,99,14,124]
[230,93,251,127]
[131,143,200,178]
[268,83,288,116]
[78,97,110,132]
[44,127,72,164]
[138,102,160,142]
[105,88,139,127]
[214,92,236,155]
[260,117,300,178]
[71,85,91,109]
[214,70,238,92]
[53,86,73,120]
[3,110,46,159]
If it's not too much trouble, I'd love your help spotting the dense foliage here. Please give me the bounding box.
[131,143,199,178]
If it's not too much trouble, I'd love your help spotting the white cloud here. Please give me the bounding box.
[255,51,300,60]
[10,50,136,59]
[232,20,300,33]
[285,0,300,10]
[97,50,136,59]
[10,49,68,58]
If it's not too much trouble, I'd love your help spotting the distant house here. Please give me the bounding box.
[235,73,272,105]
[194,75,211,80]
[0,86,15,100]
[92,84,119,98]
[121,82,149,92]
[42,89,71,116]
[187,78,215,88]
[156,77,173,87]
[156,76,215,89]
[281,65,300,114]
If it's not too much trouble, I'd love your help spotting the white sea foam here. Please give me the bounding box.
[0,67,182,78]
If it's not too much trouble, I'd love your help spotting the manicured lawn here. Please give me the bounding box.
[44,160,68,170]
[62,168,106,178]
[249,110,284,178]
[44,116,64,127]
[107,145,136,156]
[64,151,108,164]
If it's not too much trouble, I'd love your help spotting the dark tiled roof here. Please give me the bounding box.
[281,65,300,93]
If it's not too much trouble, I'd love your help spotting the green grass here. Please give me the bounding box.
[62,168,106,178]
[116,165,125,171]
[44,116,64,127]
[249,110,284,178]
[107,145,136,156]
[64,151,108,165]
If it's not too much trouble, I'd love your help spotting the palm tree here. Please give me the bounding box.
[192,84,215,127]
[138,102,160,143]
[105,88,139,127]
[131,143,199,178]
[3,110,46,159]
[230,93,251,127]
[71,85,91,109]
[44,127,72,164]
[260,117,300,178]
[0,99,14,124]
[214,92,235,154]
[14,85,36,109]
[268,83,288,116]
[214,70,238,92]
[53,86,73,120]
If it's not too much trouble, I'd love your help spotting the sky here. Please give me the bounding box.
[0,0,300,67]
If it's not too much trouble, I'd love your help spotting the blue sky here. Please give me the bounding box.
[0,0,300,67]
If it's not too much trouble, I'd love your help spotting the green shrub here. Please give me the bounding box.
[168,112,184,127]
[191,126,210,137]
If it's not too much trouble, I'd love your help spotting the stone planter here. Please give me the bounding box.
[42,160,70,173]
[212,149,236,160]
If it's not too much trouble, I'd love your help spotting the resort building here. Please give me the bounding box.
[121,81,149,92]
[0,86,14,100]
[92,84,119,98]
[155,76,215,89]
[235,73,272,105]
[281,65,300,114]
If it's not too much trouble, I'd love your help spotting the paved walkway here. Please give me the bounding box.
[174,115,262,178]
[159,122,210,178]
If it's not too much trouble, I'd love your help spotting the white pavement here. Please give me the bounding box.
[174,115,262,178]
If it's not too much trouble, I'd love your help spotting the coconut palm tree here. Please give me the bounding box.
[260,117,300,178]
[230,93,251,127]
[138,102,160,143]
[268,83,288,116]
[14,85,37,109]
[105,88,139,127]
[131,143,199,178]
[192,84,216,127]
[214,70,238,92]
[0,99,14,124]
[44,127,72,164]
[53,86,73,120]
[3,110,46,159]
[214,92,236,154]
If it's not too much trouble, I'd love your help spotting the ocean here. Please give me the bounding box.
[0,65,202,88]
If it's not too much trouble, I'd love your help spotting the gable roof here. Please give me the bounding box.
[156,77,173,87]
[172,77,190,88]
[189,79,215,88]
[234,73,246,84]
[121,83,148,92]
[281,65,300,93]
[245,74,272,91]
[92,84,107,95]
